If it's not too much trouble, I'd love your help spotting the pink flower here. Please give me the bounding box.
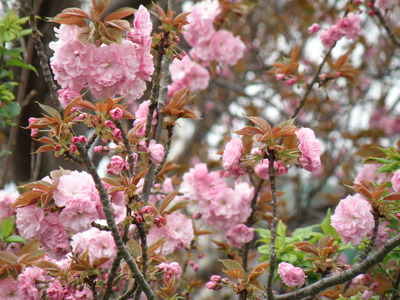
[66,287,93,300]
[0,277,22,299]
[16,205,45,240]
[46,280,67,300]
[157,262,182,281]
[296,128,322,172]
[38,214,70,260]
[147,212,194,255]
[18,266,50,300]
[331,194,375,245]
[107,155,128,175]
[254,158,270,179]
[59,200,100,233]
[225,224,254,248]
[391,170,400,192]
[28,117,39,138]
[148,140,165,165]
[183,0,221,48]
[308,23,321,34]
[0,189,18,220]
[53,171,100,208]
[356,163,391,185]
[337,13,361,40]
[168,56,210,97]
[320,25,343,48]
[57,88,81,109]
[222,138,245,178]
[109,107,123,120]
[278,262,306,287]
[71,227,117,269]
[133,100,157,136]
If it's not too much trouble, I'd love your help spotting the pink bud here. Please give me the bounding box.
[78,136,87,143]
[112,128,122,140]
[104,120,115,129]
[94,146,103,153]
[110,107,123,120]
[54,144,61,151]
[276,74,285,81]
[69,144,77,153]
[308,23,321,34]
[71,136,79,144]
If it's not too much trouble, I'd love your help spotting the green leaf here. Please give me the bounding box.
[38,102,62,119]
[219,259,246,278]
[0,102,20,119]
[6,59,38,75]
[0,149,12,157]
[126,238,142,259]
[320,209,339,239]
[277,220,287,238]
[1,216,15,239]
[4,235,26,244]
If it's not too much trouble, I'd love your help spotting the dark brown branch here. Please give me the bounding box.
[266,149,278,300]
[275,232,400,300]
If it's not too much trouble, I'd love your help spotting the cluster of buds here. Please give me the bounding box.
[206,275,231,291]
[103,120,122,141]
[275,74,298,86]
[157,262,182,281]
[106,155,129,175]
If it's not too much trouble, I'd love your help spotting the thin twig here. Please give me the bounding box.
[76,143,154,300]
[372,5,400,48]
[115,120,136,178]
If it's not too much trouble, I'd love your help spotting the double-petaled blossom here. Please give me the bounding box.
[147,212,194,255]
[222,138,246,178]
[225,224,254,248]
[278,262,306,287]
[331,194,374,245]
[296,127,322,172]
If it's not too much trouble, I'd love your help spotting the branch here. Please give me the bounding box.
[275,232,400,300]
[372,5,400,48]
[266,149,278,300]
[76,144,154,300]
[115,120,136,178]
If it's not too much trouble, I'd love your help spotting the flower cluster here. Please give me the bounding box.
[157,262,182,281]
[180,163,254,230]
[183,0,245,66]
[50,5,154,101]
[331,194,375,245]
[16,171,103,259]
[168,56,210,97]
[320,13,361,48]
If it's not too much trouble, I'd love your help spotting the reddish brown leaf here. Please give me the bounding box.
[104,7,136,21]
[235,126,264,137]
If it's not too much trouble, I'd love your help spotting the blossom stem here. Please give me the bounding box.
[102,253,122,299]
[371,4,400,48]
[76,143,154,300]
[115,120,136,178]
[266,148,278,300]
[155,124,174,177]
[275,232,400,300]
